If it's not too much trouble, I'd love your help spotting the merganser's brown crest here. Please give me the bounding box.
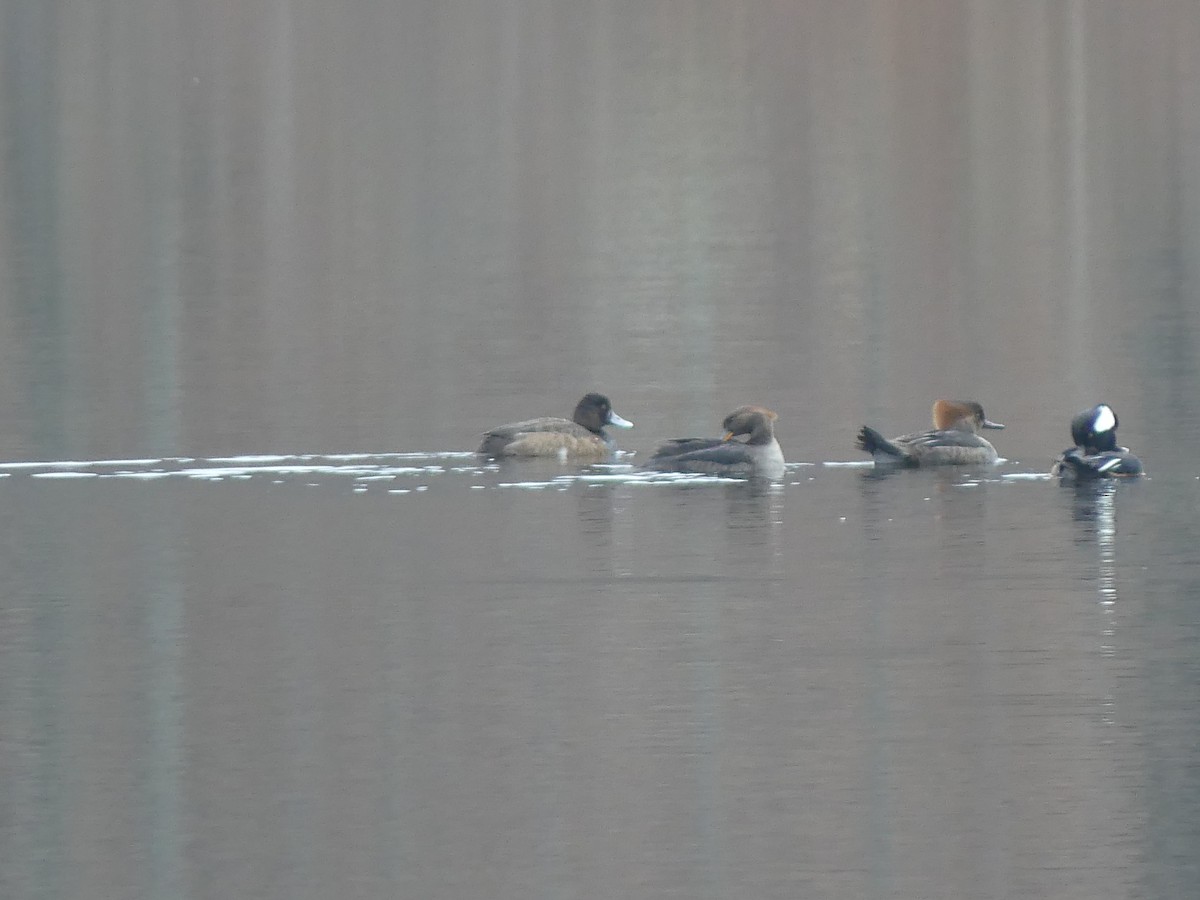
[478,393,633,459]
[930,399,1004,433]
[857,399,1004,467]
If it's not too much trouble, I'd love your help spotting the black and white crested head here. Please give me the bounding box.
[1091,404,1117,435]
[1069,403,1120,452]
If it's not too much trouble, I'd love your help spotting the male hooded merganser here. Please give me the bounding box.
[645,406,785,479]
[856,399,1005,467]
[478,392,633,459]
[1051,403,1143,479]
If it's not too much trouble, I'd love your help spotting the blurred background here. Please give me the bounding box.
[2,3,1198,899]
[2,1,1197,465]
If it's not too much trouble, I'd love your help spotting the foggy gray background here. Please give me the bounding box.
[2,3,1198,899]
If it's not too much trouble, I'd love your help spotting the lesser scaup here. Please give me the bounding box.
[478,392,633,459]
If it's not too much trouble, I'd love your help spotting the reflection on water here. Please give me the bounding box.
[3,448,1199,899]
[3,1,1200,899]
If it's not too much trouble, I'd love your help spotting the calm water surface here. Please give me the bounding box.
[2,3,1200,899]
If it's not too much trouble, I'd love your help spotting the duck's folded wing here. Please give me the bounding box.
[491,416,581,436]
[646,443,755,475]
[905,429,991,449]
[479,417,587,455]
[649,437,725,460]
[1077,451,1143,477]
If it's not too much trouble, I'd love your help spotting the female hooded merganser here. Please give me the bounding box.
[478,392,633,459]
[647,405,771,462]
[645,406,785,479]
[1051,404,1143,479]
[856,399,1005,467]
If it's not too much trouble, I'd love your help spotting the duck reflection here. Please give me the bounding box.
[856,466,992,575]
[633,478,786,571]
[717,480,785,568]
[721,479,784,531]
[1064,479,1119,595]
[573,481,622,582]
[1065,478,1119,535]
[576,482,618,538]
[1063,479,1122,681]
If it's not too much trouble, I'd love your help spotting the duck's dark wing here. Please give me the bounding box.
[645,443,756,476]
[904,428,993,450]
[649,437,727,461]
[1054,447,1143,479]
[1109,453,1144,476]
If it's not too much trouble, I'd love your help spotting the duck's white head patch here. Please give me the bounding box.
[1092,405,1116,434]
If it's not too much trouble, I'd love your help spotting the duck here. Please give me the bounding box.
[478,392,633,459]
[646,406,769,462]
[856,399,1005,467]
[1051,403,1143,479]
[645,406,785,479]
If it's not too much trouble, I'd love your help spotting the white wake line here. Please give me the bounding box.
[29,464,455,481]
[0,450,477,472]
[0,459,170,470]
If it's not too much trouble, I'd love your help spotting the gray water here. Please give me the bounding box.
[2,3,1200,899]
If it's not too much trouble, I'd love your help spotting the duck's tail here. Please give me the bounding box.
[856,426,907,464]
[477,431,507,456]
[1052,448,1098,480]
